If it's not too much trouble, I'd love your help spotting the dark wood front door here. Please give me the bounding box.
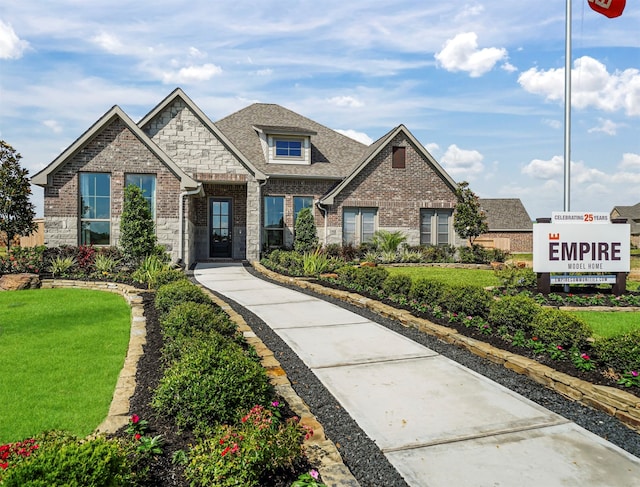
[210,198,232,258]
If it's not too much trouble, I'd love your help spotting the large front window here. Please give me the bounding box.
[343,208,377,245]
[80,172,111,245]
[264,196,285,248]
[125,174,156,218]
[293,196,313,224]
[420,209,453,246]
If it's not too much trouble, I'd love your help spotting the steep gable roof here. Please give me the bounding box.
[32,106,200,191]
[215,103,368,179]
[611,202,640,234]
[138,88,266,179]
[479,198,533,231]
[319,125,457,205]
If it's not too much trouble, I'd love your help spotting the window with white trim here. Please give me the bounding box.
[420,209,453,246]
[275,139,302,158]
[343,208,377,245]
[79,172,111,245]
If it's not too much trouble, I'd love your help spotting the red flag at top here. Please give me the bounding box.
[588,0,626,18]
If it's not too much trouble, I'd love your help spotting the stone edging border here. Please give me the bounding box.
[41,278,359,485]
[197,286,361,487]
[40,279,147,435]
[251,263,640,433]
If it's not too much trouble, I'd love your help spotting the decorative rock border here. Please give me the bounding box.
[40,279,147,435]
[252,263,640,433]
[198,286,361,487]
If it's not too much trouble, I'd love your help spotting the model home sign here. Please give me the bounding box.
[533,214,630,273]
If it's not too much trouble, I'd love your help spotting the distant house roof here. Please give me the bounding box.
[215,103,369,179]
[611,203,640,234]
[479,198,533,231]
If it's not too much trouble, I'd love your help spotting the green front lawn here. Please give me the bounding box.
[568,310,640,339]
[386,265,501,288]
[0,288,131,443]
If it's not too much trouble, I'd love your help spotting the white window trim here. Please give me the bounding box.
[420,208,453,246]
[343,207,378,245]
[267,135,311,165]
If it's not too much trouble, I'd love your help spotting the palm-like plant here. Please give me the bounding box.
[371,230,407,252]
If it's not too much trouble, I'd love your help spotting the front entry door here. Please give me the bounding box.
[210,198,232,258]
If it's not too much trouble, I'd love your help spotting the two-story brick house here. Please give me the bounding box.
[32,88,461,266]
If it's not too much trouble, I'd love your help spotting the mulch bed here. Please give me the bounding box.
[113,292,311,487]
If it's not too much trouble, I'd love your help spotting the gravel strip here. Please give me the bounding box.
[197,266,640,487]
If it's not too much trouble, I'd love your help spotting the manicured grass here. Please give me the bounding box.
[0,288,130,443]
[385,265,501,288]
[569,311,640,338]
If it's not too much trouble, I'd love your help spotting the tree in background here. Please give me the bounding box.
[0,141,36,251]
[453,181,488,246]
[119,184,157,262]
[293,207,318,253]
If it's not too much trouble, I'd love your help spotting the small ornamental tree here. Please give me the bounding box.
[293,207,318,253]
[119,184,156,262]
[0,141,36,251]
[453,181,488,246]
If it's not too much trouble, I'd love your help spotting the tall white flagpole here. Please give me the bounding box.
[564,0,572,211]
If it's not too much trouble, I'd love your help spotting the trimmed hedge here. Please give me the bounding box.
[531,308,591,349]
[488,295,540,334]
[440,284,493,318]
[155,280,210,315]
[593,329,640,373]
[409,278,447,305]
[382,274,412,297]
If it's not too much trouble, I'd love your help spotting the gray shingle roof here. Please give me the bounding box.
[479,198,533,231]
[611,203,640,234]
[214,103,369,178]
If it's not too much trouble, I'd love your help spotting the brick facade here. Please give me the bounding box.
[42,118,182,259]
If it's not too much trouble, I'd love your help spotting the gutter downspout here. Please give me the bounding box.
[316,200,328,247]
[257,179,268,258]
[179,184,203,266]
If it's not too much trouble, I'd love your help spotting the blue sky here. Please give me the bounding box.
[1,1,639,219]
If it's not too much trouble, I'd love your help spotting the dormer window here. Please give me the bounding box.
[275,139,303,158]
[254,125,316,165]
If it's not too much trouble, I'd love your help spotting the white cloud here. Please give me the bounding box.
[440,144,484,175]
[0,20,29,59]
[588,118,622,135]
[501,62,517,73]
[161,63,223,84]
[522,155,563,179]
[43,119,63,133]
[543,119,562,129]
[434,32,507,77]
[425,142,440,155]
[255,68,273,76]
[327,96,364,108]
[92,32,124,54]
[518,56,640,116]
[619,153,640,170]
[334,129,373,145]
[188,47,206,59]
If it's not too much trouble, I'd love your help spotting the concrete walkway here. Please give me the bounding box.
[194,263,640,487]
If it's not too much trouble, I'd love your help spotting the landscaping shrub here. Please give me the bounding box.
[302,248,340,276]
[334,265,358,282]
[161,301,236,341]
[0,431,133,487]
[153,268,187,288]
[353,266,389,291]
[488,295,540,333]
[278,251,304,275]
[371,230,407,252]
[494,264,537,290]
[132,254,171,288]
[0,245,45,274]
[155,280,210,315]
[293,207,318,253]
[185,405,305,487]
[409,278,447,305]
[120,184,157,263]
[420,244,455,263]
[152,340,272,433]
[531,308,592,348]
[440,284,492,318]
[593,329,640,373]
[458,244,492,264]
[382,274,412,297]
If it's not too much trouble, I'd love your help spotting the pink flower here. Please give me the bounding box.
[131,414,140,424]
[632,371,639,377]
[310,469,319,480]
[581,353,590,361]
[557,346,563,350]
[271,401,280,407]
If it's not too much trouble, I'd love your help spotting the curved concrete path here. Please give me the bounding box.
[194,262,640,487]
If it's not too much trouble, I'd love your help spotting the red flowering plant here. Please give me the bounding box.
[125,413,149,440]
[125,414,163,456]
[0,438,39,476]
[186,404,310,487]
